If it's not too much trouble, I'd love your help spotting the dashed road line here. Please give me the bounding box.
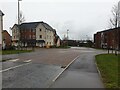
[9,59,19,62]
[0,61,32,73]
[24,60,32,63]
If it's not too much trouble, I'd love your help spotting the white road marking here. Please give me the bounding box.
[9,59,19,62]
[0,62,31,73]
[52,55,80,82]
[24,60,32,63]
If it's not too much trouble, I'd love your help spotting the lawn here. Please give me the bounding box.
[0,50,1,55]
[95,54,119,88]
[2,50,32,55]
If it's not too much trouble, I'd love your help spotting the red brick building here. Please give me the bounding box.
[94,28,120,50]
[2,30,11,49]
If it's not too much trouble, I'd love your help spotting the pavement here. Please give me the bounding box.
[1,47,107,88]
[50,47,107,88]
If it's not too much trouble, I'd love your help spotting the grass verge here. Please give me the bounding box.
[0,50,1,55]
[51,45,71,49]
[95,54,119,88]
[2,50,32,55]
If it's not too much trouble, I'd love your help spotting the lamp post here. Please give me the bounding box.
[67,29,69,40]
[18,0,22,50]
[67,29,69,47]
[18,0,22,25]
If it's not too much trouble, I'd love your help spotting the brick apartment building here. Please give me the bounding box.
[11,21,60,47]
[94,28,120,50]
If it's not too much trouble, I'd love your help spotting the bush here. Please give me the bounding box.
[8,46,16,50]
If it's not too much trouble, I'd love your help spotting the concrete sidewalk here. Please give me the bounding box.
[50,51,105,88]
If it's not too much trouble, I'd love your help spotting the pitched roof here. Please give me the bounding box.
[0,10,4,16]
[96,27,120,34]
[20,22,39,29]
[2,30,11,37]
[18,21,55,31]
[42,22,54,31]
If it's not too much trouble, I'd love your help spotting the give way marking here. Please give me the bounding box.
[0,59,32,73]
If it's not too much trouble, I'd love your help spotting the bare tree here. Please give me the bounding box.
[110,4,119,28]
[109,3,119,55]
[18,11,25,50]
[19,11,25,24]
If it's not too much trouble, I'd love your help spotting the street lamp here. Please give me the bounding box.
[67,29,69,47]
[18,0,22,50]
[18,0,22,25]
[67,29,69,40]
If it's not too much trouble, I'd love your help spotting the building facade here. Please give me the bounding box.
[12,21,58,47]
[94,28,120,50]
[0,10,4,49]
[2,30,11,49]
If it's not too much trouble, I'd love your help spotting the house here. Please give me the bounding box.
[56,37,61,47]
[11,21,59,48]
[54,35,61,47]
[94,28,120,50]
[0,10,4,49]
[2,30,11,49]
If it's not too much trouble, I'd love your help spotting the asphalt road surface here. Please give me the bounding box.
[50,47,107,88]
[2,47,107,88]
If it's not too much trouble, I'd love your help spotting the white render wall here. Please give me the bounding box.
[36,23,46,41]
[45,30,54,46]
[36,23,54,46]
[0,16,3,45]
[12,25,20,46]
[12,25,20,41]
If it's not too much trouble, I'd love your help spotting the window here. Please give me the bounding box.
[29,35,31,39]
[31,29,33,32]
[40,29,42,31]
[33,35,35,39]
[31,29,35,32]
[39,35,42,39]
[14,29,16,33]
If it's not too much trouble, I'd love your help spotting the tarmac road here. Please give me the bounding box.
[2,62,63,88]
[2,47,107,88]
[2,48,80,88]
[50,47,107,88]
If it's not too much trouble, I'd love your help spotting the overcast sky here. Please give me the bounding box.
[0,0,120,40]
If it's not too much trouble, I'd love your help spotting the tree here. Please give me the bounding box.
[109,2,119,55]
[19,11,25,24]
[18,11,25,50]
[109,3,119,28]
